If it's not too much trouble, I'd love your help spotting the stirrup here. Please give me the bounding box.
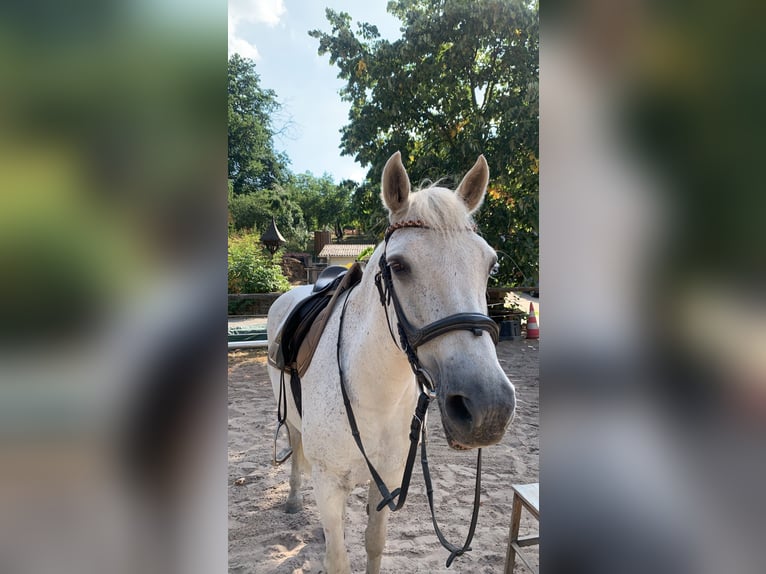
[273,420,293,465]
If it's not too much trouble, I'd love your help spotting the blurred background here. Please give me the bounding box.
[542,0,766,572]
[2,0,765,572]
[0,1,226,573]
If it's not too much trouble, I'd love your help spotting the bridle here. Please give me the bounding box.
[374,219,499,390]
[337,219,499,567]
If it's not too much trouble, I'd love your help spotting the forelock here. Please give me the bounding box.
[394,185,474,232]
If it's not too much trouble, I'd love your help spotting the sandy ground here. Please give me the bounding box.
[228,339,539,573]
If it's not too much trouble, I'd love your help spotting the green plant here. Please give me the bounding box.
[228,233,290,293]
[356,246,375,261]
[228,188,310,252]
[503,292,525,315]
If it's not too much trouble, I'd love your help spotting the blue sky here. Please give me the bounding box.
[229,0,402,183]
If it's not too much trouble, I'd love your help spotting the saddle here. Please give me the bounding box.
[268,263,363,415]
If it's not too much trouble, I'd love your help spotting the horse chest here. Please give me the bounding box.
[302,395,413,476]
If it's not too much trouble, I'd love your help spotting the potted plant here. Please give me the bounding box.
[499,292,526,340]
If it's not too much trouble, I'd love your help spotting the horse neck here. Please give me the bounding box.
[341,261,414,402]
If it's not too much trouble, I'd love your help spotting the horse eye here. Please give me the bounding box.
[388,260,407,274]
[490,262,500,276]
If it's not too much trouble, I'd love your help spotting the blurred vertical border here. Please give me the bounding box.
[541,0,766,573]
[0,1,227,573]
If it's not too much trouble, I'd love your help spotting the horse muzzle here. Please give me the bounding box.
[437,369,516,449]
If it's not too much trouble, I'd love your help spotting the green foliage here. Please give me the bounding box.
[288,172,331,232]
[228,192,267,230]
[329,179,356,239]
[310,0,538,285]
[503,291,525,314]
[288,172,357,239]
[228,54,289,195]
[228,233,290,294]
[227,54,362,250]
[350,180,389,237]
[356,246,375,261]
[229,188,310,252]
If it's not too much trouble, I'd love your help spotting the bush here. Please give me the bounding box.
[228,233,290,293]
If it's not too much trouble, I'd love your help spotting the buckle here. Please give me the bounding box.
[415,367,437,398]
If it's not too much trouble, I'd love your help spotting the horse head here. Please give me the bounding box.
[379,152,516,449]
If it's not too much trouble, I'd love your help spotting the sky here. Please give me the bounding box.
[228,0,403,184]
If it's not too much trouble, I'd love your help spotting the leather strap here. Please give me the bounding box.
[382,257,499,349]
[337,284,430,513]
[421,430,483,567]
[334,222,492,567]
[375,247,499,383]
[339,285,483,565]
[273,370,293,464]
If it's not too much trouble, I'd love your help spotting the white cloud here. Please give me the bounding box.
[228,0,286,59]
[228,32,261,60]
[230,0,285,27]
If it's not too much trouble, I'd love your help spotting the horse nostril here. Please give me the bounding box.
[445,394,473,426]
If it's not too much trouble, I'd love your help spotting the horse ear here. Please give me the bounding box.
[380,151,410,219]
[456,155,490,214]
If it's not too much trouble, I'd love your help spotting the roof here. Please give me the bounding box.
[318,243,375,259]
[260,217,286,244]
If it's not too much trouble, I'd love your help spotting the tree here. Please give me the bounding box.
[350,180,388,237]
[229,188,309,252]
[310,0,538,285]
[228,54,289,194]
[327,179,356,240]
[288,172,336,232]
[288,172,356,240]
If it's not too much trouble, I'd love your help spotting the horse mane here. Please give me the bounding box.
[395,184,475,233]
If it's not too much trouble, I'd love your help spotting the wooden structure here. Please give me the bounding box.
[504,482,539,573]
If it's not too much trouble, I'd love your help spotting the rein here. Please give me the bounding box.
[337,219,498,568]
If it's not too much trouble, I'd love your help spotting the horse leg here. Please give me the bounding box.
[313,469,352,574]
[285,420,305,514]
[364,481,390,574]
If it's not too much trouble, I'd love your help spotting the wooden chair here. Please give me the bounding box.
[504,483,539,573]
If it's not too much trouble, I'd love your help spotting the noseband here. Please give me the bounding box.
[374,219,499,392]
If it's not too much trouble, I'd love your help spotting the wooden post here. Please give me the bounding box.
[504,492,524,574]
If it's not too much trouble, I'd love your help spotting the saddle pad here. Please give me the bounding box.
[269,291,331,371]
[268,262,363,378]
[295,264,361,376]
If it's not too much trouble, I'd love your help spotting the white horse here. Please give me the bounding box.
[267,152,516,573]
